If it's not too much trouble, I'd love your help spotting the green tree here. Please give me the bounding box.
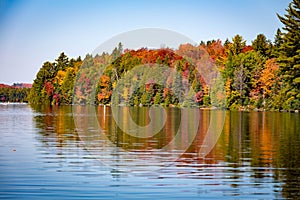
[111,42,123,60]
[29,61,55,104]
[156,56,162,65]
[164,90,172,106]
[182,88,197,107]
[60,67,76,104]
[129,81,140,106]
[277,0,300,110]
[272,29,284,57]
[163,54,169,66]
[154,91,163,105]
[172,72,183,104]
[252,34,270,57]
[274,28,284,48]
[224,38,230,47]
[223,51,264,108]
[140,89,153,106]
[56,52,69,71]
[192,76,202,92]
[229,35,246,55]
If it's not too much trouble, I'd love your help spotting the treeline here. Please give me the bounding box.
[0,84,31,102]
[29,0,300,111]
[29,53,83,105]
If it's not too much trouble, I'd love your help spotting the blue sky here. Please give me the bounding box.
[0,0,290,84]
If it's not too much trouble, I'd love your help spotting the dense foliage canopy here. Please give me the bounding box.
[29,0,300,111]
[0,84,31,102]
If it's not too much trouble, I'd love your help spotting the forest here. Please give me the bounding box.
[29,0,300,111]
[0,83,31,103]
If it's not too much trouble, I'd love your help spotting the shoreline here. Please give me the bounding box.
[26,103,300,113]
[0,102,29,105]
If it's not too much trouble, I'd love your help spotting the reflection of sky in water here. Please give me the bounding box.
[0,104,299,199]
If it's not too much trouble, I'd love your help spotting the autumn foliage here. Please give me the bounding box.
[30,3,300,112]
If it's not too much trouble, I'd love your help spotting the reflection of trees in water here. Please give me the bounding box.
[96,106,205,153]
[31,105,79,148]
[276,113,300,199]
[227,112,300,199]
[96,106,181,150]
[31,105,300,197]
[31,105,110,177]
[202,111,300,198]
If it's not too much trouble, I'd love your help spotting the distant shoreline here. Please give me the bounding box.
[0,102,29,105]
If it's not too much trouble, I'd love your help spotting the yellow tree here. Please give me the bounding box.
[55,70,66,86]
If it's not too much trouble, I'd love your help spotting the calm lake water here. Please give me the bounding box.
[0,104,299,199]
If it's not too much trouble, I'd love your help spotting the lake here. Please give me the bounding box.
[0,104,299,199]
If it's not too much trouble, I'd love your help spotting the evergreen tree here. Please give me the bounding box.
[61,67,75,104]
[164,91,172,107]
[76,56,82,62]
[192,77,202,92]
[129,81,140,106]
[154,91,163,105]
[172,72,183,104]
[56,52,69,71]
[277,0,300,110]
[29,61,54,104]
[118,42,123,55]
[274,28,284,48]
[272,29,284,57]
[199,41,205,46]
[111,42,123,61]
[252,34,269,57]
[224,39,230,47]
[140,87,153,106]
[182,88,197,107]
[163,54,169,66]
[230,35,246,55]
[156,56,162,65]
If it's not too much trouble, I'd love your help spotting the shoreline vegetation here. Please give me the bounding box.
[0,83,31,103]
[6,0,300,112]
[1,102,298,114]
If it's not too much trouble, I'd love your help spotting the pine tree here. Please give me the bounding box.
[277,0,300,110]
[56,52,69,71]
[172,72,183,104]
[252,34,269,57]
[182,88,197,107]
[224,39,230,47]
[156,56,162,65]
[154,91,163,105]
[274,28,284,48]
[272,29,284,57]
[164,91,172,107]
[230,35,246,56]
[129,82,139,106]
